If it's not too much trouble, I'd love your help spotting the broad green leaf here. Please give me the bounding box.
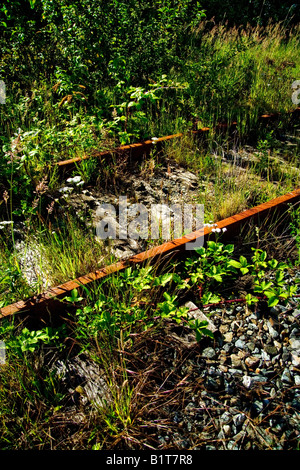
[228,259,241,269]
[240,267,249,275]
[155,273,174,287]
[212,274,223,282]
[260,251,267,261]
[268,259,278,269]
[267,296,279,307]
[224,244,234,253]
[200,328,214,339]
[127,101,138,108]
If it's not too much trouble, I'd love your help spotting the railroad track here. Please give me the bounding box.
[1,107,299,320]
[1,188,300,320]
[55,107,300,175]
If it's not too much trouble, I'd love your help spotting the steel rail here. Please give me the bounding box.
[1,188,300,320]
[55,108,300,173]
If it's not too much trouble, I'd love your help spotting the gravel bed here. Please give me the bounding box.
[120,277,300,450]
[46,271,300,450]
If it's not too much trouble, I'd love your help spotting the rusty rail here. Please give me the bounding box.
[56,133,185,171]
[55,107,300,174]
[1,188,300,320]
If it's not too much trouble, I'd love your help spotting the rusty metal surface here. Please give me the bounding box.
[56,133,184,171]
[1,188,300,320]
[55,108,300,172]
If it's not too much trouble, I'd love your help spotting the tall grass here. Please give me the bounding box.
[0,20,299,305]
[180,22,300,133]
[1,22,299,171]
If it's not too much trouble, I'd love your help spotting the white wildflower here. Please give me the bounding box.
[59,186,73,194]
[0,221,13,230]
[66,175,82,184]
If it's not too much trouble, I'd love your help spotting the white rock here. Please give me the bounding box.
[289,338,300,351]
[242,375,252,389]
[223,425,231,436]
[291,353,300,367]
[184,301,217,332]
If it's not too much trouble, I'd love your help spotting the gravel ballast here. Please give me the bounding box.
[45,270,300,451]
[122,282,300,450]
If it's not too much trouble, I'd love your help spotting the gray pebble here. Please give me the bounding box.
[202,347,217,359]
[281,368,293,384]
[235,339,246,349]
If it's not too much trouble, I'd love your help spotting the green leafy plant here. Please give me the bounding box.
[253,265,297,307]
[189,318,215,342]
[64,288,83,304]
[228,255,253,275]
[3,325,67,354]
[183,242,298,309]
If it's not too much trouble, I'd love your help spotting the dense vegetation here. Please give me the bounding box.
[0,0,299,300]
[0,1,300,450]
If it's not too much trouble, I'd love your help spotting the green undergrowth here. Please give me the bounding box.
[0,224,299,449]
[0,211,111,307]
[1,240,299,351]
[1,20,300,203]
[0,15,299,307]
[0,122,299,306]
[1,2,300,450]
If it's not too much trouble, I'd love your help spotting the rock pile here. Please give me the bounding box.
[139,288,300,450]
[63,162,201,260]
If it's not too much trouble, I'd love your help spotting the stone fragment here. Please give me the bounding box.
[224,332,233,343]
[53,355,111,408]
[235,339,246,349]
[185,302,217,333]
[202,347,217,359]
[230,354,242,368]
[289,338,300,350]
[245,356,260,369]
[261,350,271,362]
[264,345,278,356]
[294,375,300,386]
[273,340,282,351]
[113,248,135,259]
[223,425,231,436]
[219,324,229,334]
[268,325,279,339]
[242,375,252,389]
[281,368,293,385]
[291,353,300,367]
[233,413,247,427]
[220,411,232,424]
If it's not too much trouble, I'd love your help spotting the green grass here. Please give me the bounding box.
[0,15,300,449]
[1,22,299,171]
[0,120,299,305]
[0,232,299,449]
